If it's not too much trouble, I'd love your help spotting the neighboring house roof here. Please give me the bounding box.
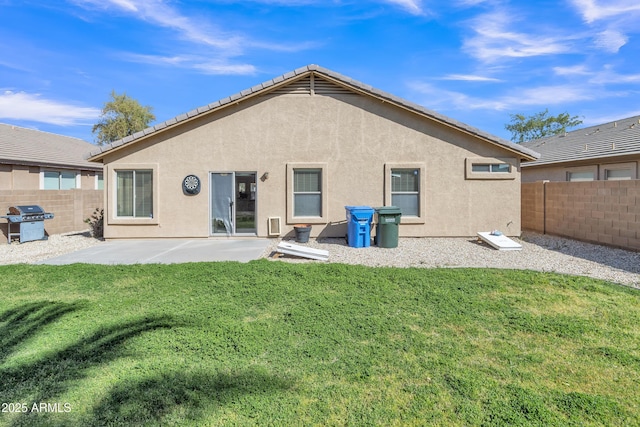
[0,123,102,171]
[88,64,539,162]
[521,115,640,167]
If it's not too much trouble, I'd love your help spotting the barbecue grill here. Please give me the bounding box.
[1,205,54,244]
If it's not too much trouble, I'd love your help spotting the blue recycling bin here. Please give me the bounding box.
[345,206,375,248]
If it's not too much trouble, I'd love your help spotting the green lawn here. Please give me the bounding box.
[0,261,638,426]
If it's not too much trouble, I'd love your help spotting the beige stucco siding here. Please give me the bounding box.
[100,93,523,239]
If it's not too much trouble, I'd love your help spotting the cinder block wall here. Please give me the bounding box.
[521,182,545,233]
[0,190,103,244]
[522,181,640,251]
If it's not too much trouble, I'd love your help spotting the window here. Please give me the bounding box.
[471,163,511,173]
[96,173,104,190]
[602,163,636,181]
[567,171,594,182]
[116,170,153,218]
[42,170,78,189]
[287,163,327,223]
[385,163,425,223]
[605,169,632,180]
[391,168,420,217]
[466,158,516,180]
[293,169,322,217]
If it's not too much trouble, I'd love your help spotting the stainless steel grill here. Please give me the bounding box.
[2,205,54,244]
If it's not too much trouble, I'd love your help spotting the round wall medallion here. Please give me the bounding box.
[183,174,201,195]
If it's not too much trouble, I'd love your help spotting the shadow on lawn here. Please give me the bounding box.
[1,302,294,426]
[0,301,173,426]
[0,301,83,364]
[83,369,294,426]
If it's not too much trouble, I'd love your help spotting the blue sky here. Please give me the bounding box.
[1,0,639,143]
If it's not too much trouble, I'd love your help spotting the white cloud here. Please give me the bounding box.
[462,11,575,62]
[593,29,628,53]
[553,64,640,84]
[0,91,100,125]
[588,70,640,84]
[409,81,597,112]
[121,53,257,75]
[503,85,595,107]
[380,0,424,15]
[70,0,317,74]
[553,65,592,76]
[221,0,427,15]
[569,0,640,52]
[570,0,640,23]
[441,74,502,82]
[72,0,243,51]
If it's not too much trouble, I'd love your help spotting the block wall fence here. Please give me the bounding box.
[0,190,103,244]
[521,181,640,251]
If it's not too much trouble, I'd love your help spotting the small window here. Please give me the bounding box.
[391,168,420,217]
[605,169,631,181]
[466,158,516,180]
[293,169,322,217]
[471,164,511,173]
[116,170,153,218]
[96,173,104,190]
[42,170,78,190]
[567,171,594,182]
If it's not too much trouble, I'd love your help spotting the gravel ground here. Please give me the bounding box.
[0,231,103,265]
[1,230,638,288]
[264,232,640,288]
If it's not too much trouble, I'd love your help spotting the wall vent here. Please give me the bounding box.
[266,74,356,96]
[268,217,281,236]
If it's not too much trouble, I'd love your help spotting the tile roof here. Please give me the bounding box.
[88,64,539,161]
[0,123,101,171]
[521,115,640,167]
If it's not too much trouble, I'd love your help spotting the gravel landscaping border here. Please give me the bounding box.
[1,230,638,288]
[263,232,640,288]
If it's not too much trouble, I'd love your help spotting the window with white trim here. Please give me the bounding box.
[116,170,153,218]
[42,170,79,189]
[466,158,516,180]
[391,168,420,217]
[293,168,322,217]
[384,163,425,224]
[567,171,594,182]
[471,163,511,173]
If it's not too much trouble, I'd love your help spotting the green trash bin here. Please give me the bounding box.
[375,206,402,248]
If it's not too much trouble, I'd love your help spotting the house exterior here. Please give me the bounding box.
[0,123,103,191]
[521,115,640,182]
[88,65,539,240]
[519,116,640,251]
[0,124,103,242]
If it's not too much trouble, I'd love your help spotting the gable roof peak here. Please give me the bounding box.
[88,64,539,161]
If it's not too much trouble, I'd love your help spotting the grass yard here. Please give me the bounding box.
[0,261,638,426]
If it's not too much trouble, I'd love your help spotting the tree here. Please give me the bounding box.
[92,91,155,145]
[505,109,583,143]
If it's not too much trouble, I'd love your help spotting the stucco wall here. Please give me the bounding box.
[521,180,640,251]
[99,92,525,239]
[0,164,102,190]
[0,190,103,244]
[522,158,639,182]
